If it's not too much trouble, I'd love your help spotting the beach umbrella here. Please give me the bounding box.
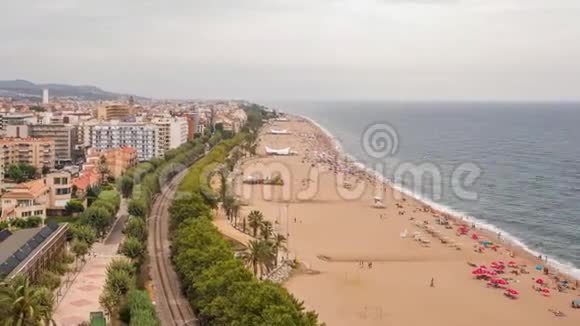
[541,288,550,293]
[498,261,505,265]
[472,234,479,240]
[480,265,487,269]
[496,265,505,270]
[497,279,509,286]
[485,270,498,276]
[536,278,544,285]
[535,265,543,271]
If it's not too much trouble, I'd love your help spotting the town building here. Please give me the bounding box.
[0,172,72,221]
[152,117,188,152]
[0,137,55,171]
[71,168,100,198]
[0,223,69,280]
[84,147,137,178]
[0,179,49,220]
[29,124,77,164]
[0,113,36,132]
[96,103,134,121]
[90,122,161,161]
[45,171,73,211]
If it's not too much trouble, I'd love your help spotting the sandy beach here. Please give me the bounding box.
[230,116,580,325]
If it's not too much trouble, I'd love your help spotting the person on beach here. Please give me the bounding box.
[368,262,373,269]
[430,278,435,287]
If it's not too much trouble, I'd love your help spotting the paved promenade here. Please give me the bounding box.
[54,199,127,325]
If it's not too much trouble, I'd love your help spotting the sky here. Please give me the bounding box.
[1,0,580,101]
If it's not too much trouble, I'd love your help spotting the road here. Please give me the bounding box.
[148,169,198,326]
[105,199,128,245]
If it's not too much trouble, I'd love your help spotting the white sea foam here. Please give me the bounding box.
[296,113,580,280]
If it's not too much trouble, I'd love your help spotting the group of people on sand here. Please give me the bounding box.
[358,261,373,269]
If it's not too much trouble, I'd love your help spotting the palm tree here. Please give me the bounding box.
[247,210,264,237]
[0,275,55,325]
[272,233,287,265]
[219,170,228,202]
[260,220,274,241]
[231,200,241,227]
[242,239,276,277]
[222,195,234,221]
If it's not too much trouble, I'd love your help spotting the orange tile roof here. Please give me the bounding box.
[72,168,100,191]
[2,179,48,199]
[0,137,54,145]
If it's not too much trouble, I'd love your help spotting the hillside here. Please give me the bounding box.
[0,79,141,101]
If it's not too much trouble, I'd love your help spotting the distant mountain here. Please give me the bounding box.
[0,79,143,101]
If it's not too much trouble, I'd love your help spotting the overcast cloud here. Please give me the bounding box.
[1,0,580,100]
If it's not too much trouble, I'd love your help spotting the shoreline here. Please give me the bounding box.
[297,113,580,282]
[236,114,579,325]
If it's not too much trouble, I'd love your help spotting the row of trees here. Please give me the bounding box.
[78,188,121,239]
[170,126,320,325]
[4,163,38,183]
[0,215,43,231]
[171,213,319,325]
[98,139,212,325]
[0,252,74,324]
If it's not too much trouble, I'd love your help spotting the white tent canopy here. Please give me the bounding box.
[269,129,290,135]
[265,146,293,155]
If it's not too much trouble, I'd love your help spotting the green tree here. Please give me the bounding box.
[69,224,97,245]
[247,210,264,237]
[260,220,274,241]
[0,275,55,325]
[128,198,147,218]
[117,175,134,199]
[71,239,89,265]
[65,199,85,215]
[127,289,160,326]
[124,217,147,241]
[81,206,113,238]
[37,270,62,290]
[272,233,287,266]
[169,194,211,227]
[219,170,228,202]
[120,236,145,261]
[241,239,275,277]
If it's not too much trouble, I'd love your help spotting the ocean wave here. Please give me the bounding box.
[297,114,580,280]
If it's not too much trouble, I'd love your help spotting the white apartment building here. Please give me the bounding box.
[90,122,161,161]
[152,117,188,153]
[169,117,188,149]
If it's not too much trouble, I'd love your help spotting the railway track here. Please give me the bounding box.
[150,169,198,326]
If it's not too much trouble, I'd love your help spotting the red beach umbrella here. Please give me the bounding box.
[472,234,479,240]
[541,288,550,293]
[497,279,509,286]
[498,261,505,265]
[536,278,544,285]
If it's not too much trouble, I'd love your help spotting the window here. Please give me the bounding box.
[54,177,68,185]
[56,188,71,195]
[35,210,43,215]
[22,211,32,217]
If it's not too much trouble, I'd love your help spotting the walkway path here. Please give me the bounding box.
[53,199,127,326]
[212,210,254,246]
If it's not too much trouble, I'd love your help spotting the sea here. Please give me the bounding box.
[268,101,580,279]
